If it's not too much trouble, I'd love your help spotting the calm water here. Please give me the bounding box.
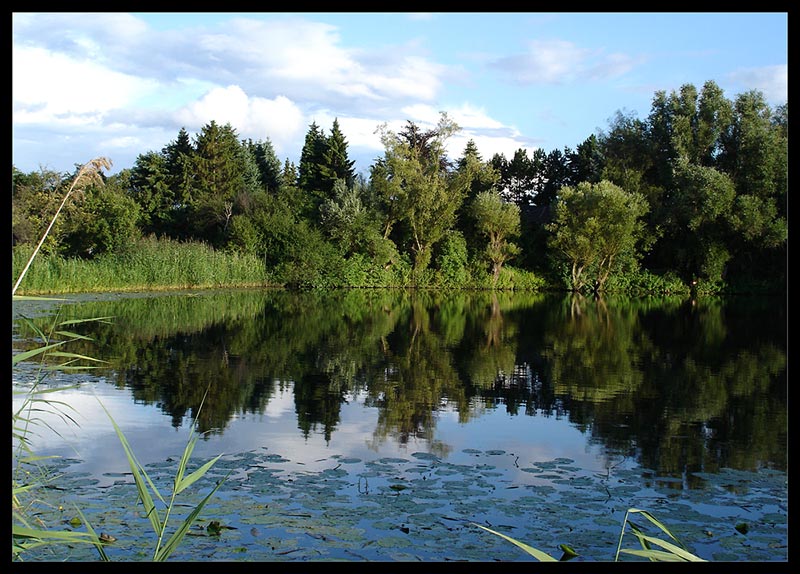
[12,288,787,562]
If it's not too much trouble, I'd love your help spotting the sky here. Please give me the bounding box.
[11,12,788,178]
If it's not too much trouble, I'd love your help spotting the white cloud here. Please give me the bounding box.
[100,136,142,149]
[447,103,506,130]
[728,64,788,104]
[400,103,442,125]
[173,85,306,154]
[12,45,158,125]
[492,39,638,85]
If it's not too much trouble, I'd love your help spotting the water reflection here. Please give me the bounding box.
[13,288,787,482]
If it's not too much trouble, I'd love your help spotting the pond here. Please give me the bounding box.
[11,288,788,562]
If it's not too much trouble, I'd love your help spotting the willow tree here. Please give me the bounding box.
[375,112,469,278]
[470,190,520,284]
[548,180,649,292]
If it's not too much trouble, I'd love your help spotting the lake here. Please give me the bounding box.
[11,288,788,562]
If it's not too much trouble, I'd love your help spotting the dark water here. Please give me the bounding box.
[12,288,788,562]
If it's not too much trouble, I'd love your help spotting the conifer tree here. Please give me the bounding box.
[321,118,356,191]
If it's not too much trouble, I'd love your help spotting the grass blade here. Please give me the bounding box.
[155,471,232,562]
[97,397,164,534]
[472,523,558,561]
[176,454,224,494]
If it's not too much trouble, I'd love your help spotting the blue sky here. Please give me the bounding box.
[12,12,788,178]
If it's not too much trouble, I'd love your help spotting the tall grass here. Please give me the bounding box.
[473,507,706,562]
[12,304,113,560]
[12,158,112,296]
[12,159,228,562]
[12,235,271,295]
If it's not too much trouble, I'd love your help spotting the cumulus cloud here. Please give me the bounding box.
[491,39,637,85]
[12,45,158,125]
[173,85,306,154]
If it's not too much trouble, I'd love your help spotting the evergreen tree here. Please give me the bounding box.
[297,121,328,220]
[321,118,356,190]
[129,150,173,237]
[246,137,283,193]
[163,127,194,207]
[189,121,248,246]
[568,134,605,185]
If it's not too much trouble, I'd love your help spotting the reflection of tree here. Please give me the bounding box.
[13,289,786,474]
[553,295,788,475]
[459,293,521,416]
[543,294,647,406]
[366,298,466,452]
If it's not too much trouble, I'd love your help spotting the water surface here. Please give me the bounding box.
[12,288,787,562]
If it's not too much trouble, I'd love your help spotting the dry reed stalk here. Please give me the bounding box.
[12,157,112,296]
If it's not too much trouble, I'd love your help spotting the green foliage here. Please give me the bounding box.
[548,180,649,292]
[377,113,468,279]
[12,306,113,561]
[60,180,142,258]
[471,190,521,283]
[604,269,690,296]
[434,230,470,287]
[12,158,113,296]
[11,82,786,295]
[98,393,229,561]
[474,507,705,562]
[12,236,269,295]
[321,118,356,190]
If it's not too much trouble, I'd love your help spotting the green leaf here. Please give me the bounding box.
[472,523,558,562]
[46,351,108,363]
[176,454,224,495]
[156,470,232,561]
[619,548,691,561]
[57,316,115,326]
[75,507,110,561]
[98,397,164,535]
[12,341,65,365]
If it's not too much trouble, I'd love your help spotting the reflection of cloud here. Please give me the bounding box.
[263,386,296,419]
[727,64,788,104]
[490,39,638,85]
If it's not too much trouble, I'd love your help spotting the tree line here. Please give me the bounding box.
[11,80,787,293]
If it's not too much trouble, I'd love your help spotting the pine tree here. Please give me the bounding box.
[321,118,356,190]
[297,121,328,221]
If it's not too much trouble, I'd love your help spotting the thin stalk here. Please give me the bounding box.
[12,158,111,296]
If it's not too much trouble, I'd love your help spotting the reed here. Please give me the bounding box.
[473,506,705,562]
[12,158,229,562]
[12,236,271,295]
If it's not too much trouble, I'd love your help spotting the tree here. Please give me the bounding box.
[60,176,141,257]
[376,112,468,278]
[667,159,736,282]
[470,190,521,284]
[539,148,572,207]
[12,166,68,249]
[129,151,173,237]
[189,121,249,245]
[492,148,536,209]
[320,178,370,256]
[455,140,500,257]
[246,137,283,193]
[568,134,605,185]
[321,118,356,191]
[162,127,194,207]
[548,180,649,292]
[296,121,328,220]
